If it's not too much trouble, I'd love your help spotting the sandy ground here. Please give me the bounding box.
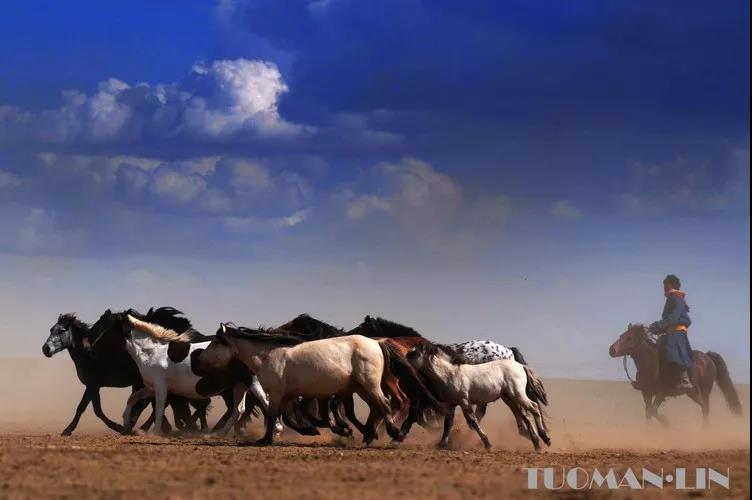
[0,357,749,498]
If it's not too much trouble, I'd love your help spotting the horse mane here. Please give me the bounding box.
[222,323,304,346]
[58,313,90,331]
[628,323,657,346]
[417,341,468,365]
[127,315,194,343]
[135,307,193,333]
[355,316,423,338]
[278,314,347,340]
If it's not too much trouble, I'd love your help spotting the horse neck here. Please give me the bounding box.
[233,338,279,368]
[425,355,458,385]
[629,340,657,374]
[125,329,163,363]
[67,323,91,360]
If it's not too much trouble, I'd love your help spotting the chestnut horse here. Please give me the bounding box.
[609,323,742,426]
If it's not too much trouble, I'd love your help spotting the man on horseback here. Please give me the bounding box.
[649,274,694,391]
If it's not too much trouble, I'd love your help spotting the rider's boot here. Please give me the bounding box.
[676,369,693,391]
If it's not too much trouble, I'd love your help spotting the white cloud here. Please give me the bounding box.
[551,200,583,221]
[338,157,509,250]
[0,58,309,144]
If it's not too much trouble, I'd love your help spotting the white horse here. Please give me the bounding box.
[407,342,550,451]
[89,310,269,435]
[448,340,535,430]
[200,323,404,445]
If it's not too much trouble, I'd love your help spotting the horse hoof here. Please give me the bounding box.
[254,438,273,446]
[60,430,73,437]
[436,441,450,450]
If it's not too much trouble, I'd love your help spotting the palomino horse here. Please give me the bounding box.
[43,313,206,435]
[201,323,405,445]
[88,309,270,435]
[407,342,550,451]
[276,314,442,439]
[609,323,742,426]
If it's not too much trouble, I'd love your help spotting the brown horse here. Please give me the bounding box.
[609,323,742,426]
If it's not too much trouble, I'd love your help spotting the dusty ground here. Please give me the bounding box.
[0,358,749,498]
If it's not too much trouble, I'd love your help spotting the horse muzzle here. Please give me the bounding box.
[42,343,53,357]
[608,345,619,358]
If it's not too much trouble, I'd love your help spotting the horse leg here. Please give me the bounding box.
[280,400,319,436]
[61,388,92,436]
[500,393,528,438]
[169,397,197,432]
[89,387,125,434]
[234,394,255,436]
[342,394,370,437]
[651,394,669,428]
[437,407,456,449]
[358,386,403,444]
[151,381,168,436]
[122,387,153,432]
[217,383,247,435]
[399,401,422,437]
[460,403,492,450]
[256,393,286,446]
[475,403,488,423]
[329,397,353,437]
[642,392,653,423]
[211,390,235,433]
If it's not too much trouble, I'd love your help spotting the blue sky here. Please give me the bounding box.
[0,0,748,380]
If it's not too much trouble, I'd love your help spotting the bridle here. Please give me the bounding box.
[619,326,658,383]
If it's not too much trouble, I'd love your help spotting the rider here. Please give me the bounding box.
[649,274,694,390]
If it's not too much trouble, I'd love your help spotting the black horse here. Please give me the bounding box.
[43,311,208,435]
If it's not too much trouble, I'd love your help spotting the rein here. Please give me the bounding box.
[622,355,635,383]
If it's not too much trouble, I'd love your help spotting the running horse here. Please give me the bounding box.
[276,314,441,439]
[42,312,208,435]
[201,323,406,445]
[609,323,742,426]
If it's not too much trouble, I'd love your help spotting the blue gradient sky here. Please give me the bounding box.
[0,1,748,380]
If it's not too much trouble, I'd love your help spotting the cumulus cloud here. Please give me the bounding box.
[551,201,583,221]
[340,158,463,225]
[0,59,309,145]
[338,157,508,249]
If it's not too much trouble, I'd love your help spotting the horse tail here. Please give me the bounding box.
[523,365,549,407]
[510,347,528,365]
[378,341,445,412]
[706,351,742,416]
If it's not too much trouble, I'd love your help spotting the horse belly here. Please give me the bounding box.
[165,362,203,399]
[285,360,351,397]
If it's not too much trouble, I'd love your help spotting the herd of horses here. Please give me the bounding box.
[43,307,743,451]
[42,308,550,450]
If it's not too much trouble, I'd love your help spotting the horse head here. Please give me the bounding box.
[43,313,83,357]
[609,323,650,357]
[88,309,131,351]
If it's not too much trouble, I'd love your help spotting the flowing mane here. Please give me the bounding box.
[277,314,347,340]
[127,315,195,343]
[222,323,304,346]
[129,307,194,334]
[352,316,424,338]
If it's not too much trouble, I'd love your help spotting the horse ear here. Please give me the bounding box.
[628,322,632,329]
[220,323,227,335]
